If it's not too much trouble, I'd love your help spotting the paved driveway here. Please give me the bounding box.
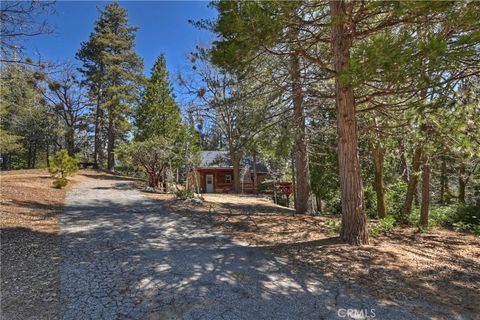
[60,178,448,320]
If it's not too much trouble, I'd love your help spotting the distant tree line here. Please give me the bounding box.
[1,1,479,244]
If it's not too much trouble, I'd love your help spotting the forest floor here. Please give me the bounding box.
[0,169,105,319]
[148,192,480,317]
[1,169,67,319]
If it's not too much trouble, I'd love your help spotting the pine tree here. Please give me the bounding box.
[77,2,144,171]
[136,54,181,141]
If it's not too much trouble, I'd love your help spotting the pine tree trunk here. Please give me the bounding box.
[372,143,387,219]
[253,153,258,192]
[291,53,312,215]
[439,155,449,204]
[162,169,167,192]
[316,194,323,215]
[27,142,32,169]
[46,144,50,168]
[398,140,410,183]
[474,181,480,207]
[93,99,102,169]
[66,128,75,157]
[2,155,10,170]
[107,115,115,172]
[32,141,37,168]
[291,150,297,212]
[232,156,241,193]
[420,154,430,227]
[458,162,466,203]
[330,0,368,245]
[400,146,423,223]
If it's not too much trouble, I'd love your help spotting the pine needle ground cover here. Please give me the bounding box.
[0,169,94,319]
[148,193,480,317]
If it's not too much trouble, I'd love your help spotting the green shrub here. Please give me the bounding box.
[408,204,479,234]
[324,190,342,215]
[48,150,78,188]
[273,194,290,207]
[325,219,341,233]
[364,184,378,219]
[386,180,408,218]
[473,225,480,237]
[53,177,68,189]
[257,181,272,193]
[369,216,395,237]
[409,206,453,228]
[175,188,194,200]
[450,205,480,228]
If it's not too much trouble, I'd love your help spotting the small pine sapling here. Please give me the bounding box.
[48,150,78,188]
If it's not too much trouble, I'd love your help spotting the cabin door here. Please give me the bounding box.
[206,174,214,193]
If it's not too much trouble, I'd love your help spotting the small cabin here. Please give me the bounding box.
[192,151,268,193]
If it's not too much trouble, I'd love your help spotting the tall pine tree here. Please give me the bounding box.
[136,54,181,141]
[77,2,144,171]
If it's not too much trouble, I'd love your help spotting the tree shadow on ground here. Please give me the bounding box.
[156,195,479,318]
[263,235,480,317]
[0,227,60,320]
[59,186,476,319]
[79,172,143,182]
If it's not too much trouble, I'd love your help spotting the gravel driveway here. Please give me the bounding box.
[60,178,451,320]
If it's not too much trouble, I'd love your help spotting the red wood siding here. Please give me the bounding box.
[196,169,266,193]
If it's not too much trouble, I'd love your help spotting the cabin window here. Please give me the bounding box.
[225,175,232,183]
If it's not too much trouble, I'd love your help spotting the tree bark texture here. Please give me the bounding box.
[66,127,75,157]
[458,162,466,203]
[253,153,258,192]
[420,154,430,227]
[439,155,449,204]
[330,0,368,245]
[371,142,387,218]
[232,155,241,193]
[107,115,115,172]
[93,93,102,169]
[401,145,423,223]
[291,53,312,214]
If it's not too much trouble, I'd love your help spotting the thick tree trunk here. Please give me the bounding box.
[107,115,115,172]
[232,156,241,193]
[400,146,423,223]
[291,53,312,215]
[148,171,160,188]
[330,0,368,245]
[420,154,430,227]
[458,162,466,203]
[371,142,387,219]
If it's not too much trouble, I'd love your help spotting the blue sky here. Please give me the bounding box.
[26,1,217,97]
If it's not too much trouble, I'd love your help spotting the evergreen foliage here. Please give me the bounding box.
[48,149,78,188]
[77,2,144,171]
[136,54,182,141]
